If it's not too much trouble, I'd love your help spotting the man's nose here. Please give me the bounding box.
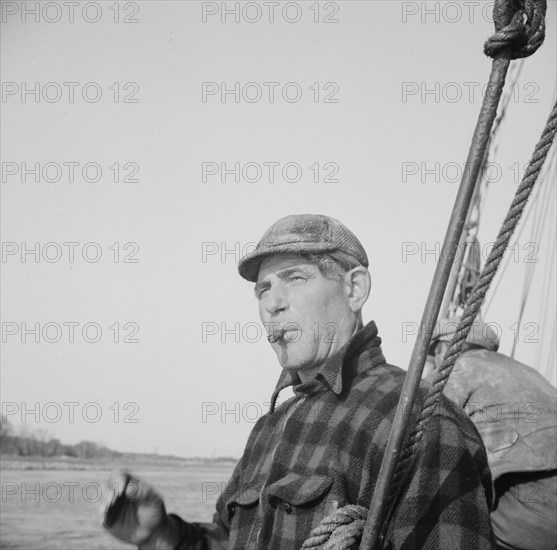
[264,284,288,315]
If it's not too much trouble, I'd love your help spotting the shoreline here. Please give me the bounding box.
[0,454,238,471]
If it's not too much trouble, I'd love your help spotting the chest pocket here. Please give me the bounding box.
[226,484,261,521]
[226,475,336,547]
[268,473,333,514]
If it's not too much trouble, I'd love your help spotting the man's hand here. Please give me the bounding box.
[101,471,180,549]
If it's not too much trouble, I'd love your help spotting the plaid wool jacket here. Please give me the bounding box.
[173,321,496,549]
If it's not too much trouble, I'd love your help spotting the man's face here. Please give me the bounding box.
[255,257,357,374]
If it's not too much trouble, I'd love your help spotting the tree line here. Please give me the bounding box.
[0,420,121,460]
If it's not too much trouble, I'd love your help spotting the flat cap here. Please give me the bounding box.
[238,214,369,282]
[432,316,500,352]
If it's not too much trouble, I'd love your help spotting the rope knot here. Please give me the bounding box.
[301,505,368,550]
[484,0,547,59]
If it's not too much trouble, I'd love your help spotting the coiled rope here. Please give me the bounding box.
[302,0,552,548]
[301,506,367,550]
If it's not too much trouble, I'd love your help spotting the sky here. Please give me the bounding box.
[1,0,556,458]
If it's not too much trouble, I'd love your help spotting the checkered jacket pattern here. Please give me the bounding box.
[172,321,496,549]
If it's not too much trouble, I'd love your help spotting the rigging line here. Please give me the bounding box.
[492,62,523,145]
[543,317,557,384]
[484,151,555,316]
[540,221,557,324]
[449,116,508,316]
[534,177,557,369]
[504,162,552,327]
[530,151,555,247]
[481,61,525,205]
[483,186,538,315]
[482,61,524,183]
[473,61,526,303]
[472,61,527,259]
[488,59,525,163]
[510,160,553,355]
[492,59,525,139]
[516,151,556,359]
[473,155,491,237]
[484,147,556,332]
[443,181,485,316]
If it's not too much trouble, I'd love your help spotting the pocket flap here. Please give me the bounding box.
[268,473,332,505]
[227,484,261,507]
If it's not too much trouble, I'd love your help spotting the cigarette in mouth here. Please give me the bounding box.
[267,327,287,343]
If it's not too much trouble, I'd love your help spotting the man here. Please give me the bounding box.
[102,214,496,549]
[424,317,557,550]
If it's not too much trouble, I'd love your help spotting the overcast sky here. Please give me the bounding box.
[2,0,556,458]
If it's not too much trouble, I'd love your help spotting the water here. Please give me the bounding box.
[0,464,234,550]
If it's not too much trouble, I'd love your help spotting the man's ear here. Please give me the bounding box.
[343,266,371,314]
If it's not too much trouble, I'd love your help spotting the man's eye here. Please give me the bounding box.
[289,275,305,282]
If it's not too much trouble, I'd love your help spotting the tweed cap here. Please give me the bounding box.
[238,214,369,282]
[431,317,500,352]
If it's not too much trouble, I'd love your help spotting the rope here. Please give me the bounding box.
[510,160,554,356]
[391,98,557,504]
[301,506,367,550]
[484,0,547,59]
[483,151,555,315]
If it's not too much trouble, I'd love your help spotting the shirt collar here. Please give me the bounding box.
[269,320,385,413]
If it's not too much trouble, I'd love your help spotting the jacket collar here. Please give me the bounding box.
[269,320,385,413]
